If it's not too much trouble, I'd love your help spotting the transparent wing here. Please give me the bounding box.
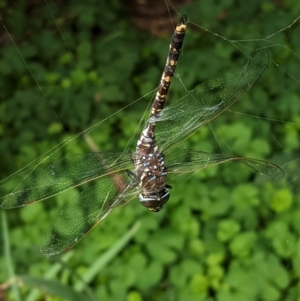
[0,152,132,209]
[154,53,269,151]
[166,149,284,180]
[40,174,137,256]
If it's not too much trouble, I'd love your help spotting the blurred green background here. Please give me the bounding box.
[1,0,300,300]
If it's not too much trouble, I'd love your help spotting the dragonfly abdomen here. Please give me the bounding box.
[136,15,187,154]
[150,15,187,118]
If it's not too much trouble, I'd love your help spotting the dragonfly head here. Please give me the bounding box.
[139,188,170,212]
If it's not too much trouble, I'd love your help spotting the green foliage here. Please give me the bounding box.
[1,0,300,300]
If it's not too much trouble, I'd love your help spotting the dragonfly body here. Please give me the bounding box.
[135,15,187,212]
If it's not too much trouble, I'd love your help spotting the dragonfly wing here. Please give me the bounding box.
[154,53,269,151]
[166,149,284,180]
[0,152,132,208]
[40,174,137,256]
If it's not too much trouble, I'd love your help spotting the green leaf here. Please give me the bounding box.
[271,188,293,212]
[229,232,256,257]
[266,222,296,258]
[217,220,240,242]
[189,274,209,294]
[261,285,280,301]
[206,252,225,266]
[17,275,89,301]
[74,222,141,292]
[2,211,21,301]
[126,291,142,301]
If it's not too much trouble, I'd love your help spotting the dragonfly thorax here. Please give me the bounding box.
[134,144,169,212]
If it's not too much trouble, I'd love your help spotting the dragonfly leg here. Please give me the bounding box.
[126,169,139,186]
[166,184,173,189]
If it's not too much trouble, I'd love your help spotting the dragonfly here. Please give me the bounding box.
[0,15,283,256]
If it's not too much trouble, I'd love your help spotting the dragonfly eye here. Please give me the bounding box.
[139,188,170,212]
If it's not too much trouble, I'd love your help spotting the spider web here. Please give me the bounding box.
[1,0,300,297]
